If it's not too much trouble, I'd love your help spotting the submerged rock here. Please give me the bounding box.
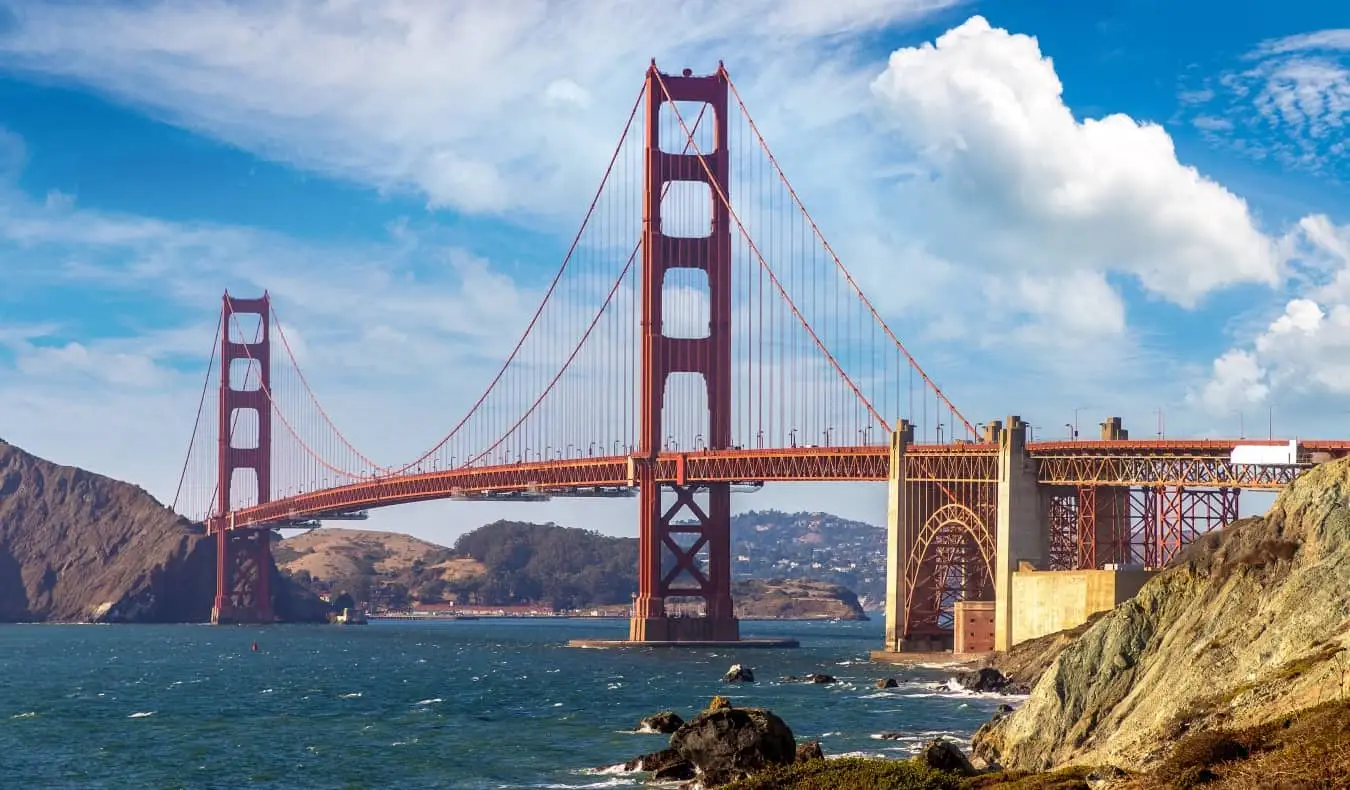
[636,710,684,734]
[669,706,796,786]
[723,664,755,683]
[876,677,900,688]
[805,673,836,684]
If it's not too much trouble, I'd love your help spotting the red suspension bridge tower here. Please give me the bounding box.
[211,293,276,624]
[631,64,738,642]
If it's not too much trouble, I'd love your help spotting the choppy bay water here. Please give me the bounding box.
[0,619,1012,788]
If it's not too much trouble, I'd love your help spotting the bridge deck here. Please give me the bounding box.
[210,439,1350,532]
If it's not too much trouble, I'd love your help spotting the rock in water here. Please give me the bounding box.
[916,738,976,776]
[636,710,684,734]
[795,740,824,762]
[670,706,796,786]
[0,440,325,623]
[723,664,755,683]
[974,457,1350,773]
[806,673,836,684]
[955,667,1011,692]
[707,696,732,711]
[622,748,688,774]
[876,677,899,688]
[652,761,695,781]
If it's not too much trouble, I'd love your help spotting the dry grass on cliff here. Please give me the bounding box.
[962,767,1093,788]
[1138,698,1350,789]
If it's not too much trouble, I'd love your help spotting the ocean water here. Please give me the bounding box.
[0,619,1012,788]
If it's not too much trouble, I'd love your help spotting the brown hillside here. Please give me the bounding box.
[0,439,324,623]
[275,527,485,585]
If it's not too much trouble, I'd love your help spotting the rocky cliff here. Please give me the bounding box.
[973,458,1350,773]
[0,439,324,623]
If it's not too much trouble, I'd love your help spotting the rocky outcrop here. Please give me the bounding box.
[732,578,868,620]
[794,740,824,763]
[916,739,976,776]
[954,667,1015,693]
[636,710,684,734]
[723,664,755,683]
[876,677,899,688]
[973,457,1350,773]
[0,440,324,623]
[669,706,797,786]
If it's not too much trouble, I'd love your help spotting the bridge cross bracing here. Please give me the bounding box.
[172,63,1350,647]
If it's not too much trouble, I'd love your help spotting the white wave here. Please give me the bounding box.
[538,778,636,789]
[414,698,443,706]
[339,692,362,699]
[11,712,37,719]
[578,763,631,776]
[260,688,274,694]
[827,750,885,760]
[128,711,155,718]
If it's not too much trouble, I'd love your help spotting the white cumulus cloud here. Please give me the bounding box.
[870,15,1281,311]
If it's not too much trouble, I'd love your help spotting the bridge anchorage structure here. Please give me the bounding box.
[173,61,1350,643]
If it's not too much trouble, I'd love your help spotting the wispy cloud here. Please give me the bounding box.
[1179,28,1349,180]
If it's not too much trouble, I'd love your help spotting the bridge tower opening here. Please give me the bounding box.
[630,62,739,643]
[211,292,277,625]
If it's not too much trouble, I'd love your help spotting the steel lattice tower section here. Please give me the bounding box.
[211,292,276,625]
[629,63,738,643]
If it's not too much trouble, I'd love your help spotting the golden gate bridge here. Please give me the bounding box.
[171,62,1350,648]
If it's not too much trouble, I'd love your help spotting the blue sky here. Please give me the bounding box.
[0,1,1347,542]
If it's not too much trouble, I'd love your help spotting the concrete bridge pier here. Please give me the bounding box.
[882,420,914,653]
[993,416,1047,652]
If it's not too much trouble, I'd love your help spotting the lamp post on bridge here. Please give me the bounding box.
[1072,406,1092,440]
[936,423,944,444]
[694,433,705,451]
[614,439,623,456]
[544,445,552,461]
[789,428,798,448]
[822,427,832,447]
[1064,423,1074,440]
[566,444,574,459]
